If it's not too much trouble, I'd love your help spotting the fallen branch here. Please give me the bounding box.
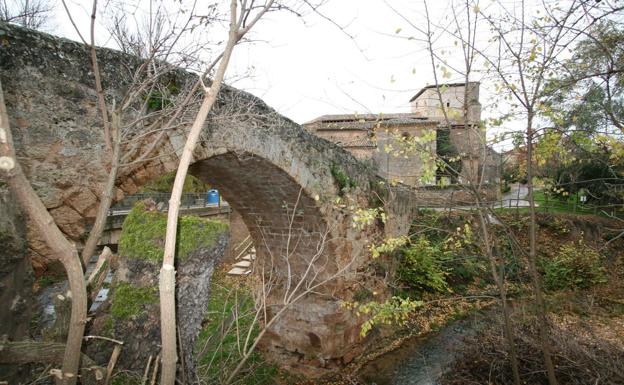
[83,335,124,346]
[104,344,122,385]
[0,340,105,385]
[149,353,160,385]
[141,355,153,385]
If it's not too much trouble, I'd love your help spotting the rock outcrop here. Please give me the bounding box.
[87,203,229,382]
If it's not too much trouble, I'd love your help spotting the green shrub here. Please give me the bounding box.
[346,296,423,337]
[144,82,179,111]
[397,236,451,294]
[448,255,483,284]
[541,217,571,235]
[330,164,356,195]
[541,240,606,290]
[503,254,523,284]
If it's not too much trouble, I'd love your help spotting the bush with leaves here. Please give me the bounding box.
[343,296,423,337]
[397,236,451,294]
[541,240,606,290]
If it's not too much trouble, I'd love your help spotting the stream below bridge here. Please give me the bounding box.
[357,311,489,385]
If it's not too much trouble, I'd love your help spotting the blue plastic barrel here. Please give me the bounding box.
[206,189,219,205]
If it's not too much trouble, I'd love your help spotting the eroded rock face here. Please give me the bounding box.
[0,189,33,381]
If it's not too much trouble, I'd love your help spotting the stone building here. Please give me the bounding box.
[304,82,500,190]
[410,82,481,124]
[303,113,438,186]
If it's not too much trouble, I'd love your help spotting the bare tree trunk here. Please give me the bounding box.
[159,262,177,385]
[476,210,521,385]
[86,246,112,302]
[526,113,558,385]
[159,2,241,383]
[0,81,87,385]
[89,0,111,151]
[69,0,117,267]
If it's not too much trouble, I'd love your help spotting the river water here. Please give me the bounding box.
[36,255,113,330]
[358,313,487,385]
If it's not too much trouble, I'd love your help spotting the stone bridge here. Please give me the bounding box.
[0,23,416,374]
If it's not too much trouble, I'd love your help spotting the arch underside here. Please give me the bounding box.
[188,152,361,371]
[189,151,333,279]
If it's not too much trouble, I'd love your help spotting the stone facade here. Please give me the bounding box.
[305,83,501,198]
[0,23,417,375]
[304,114,438,186]
[410,82,482,125]
[411,82,500,188]
[373,120,438,186]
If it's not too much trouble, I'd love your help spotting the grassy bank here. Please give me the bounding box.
[194,270,279,385]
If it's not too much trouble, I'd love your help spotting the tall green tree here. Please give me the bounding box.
[539,21,624,204]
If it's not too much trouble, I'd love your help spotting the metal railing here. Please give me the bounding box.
[415,197,624,219]
[533,198,624,219]
[109,192,228,214]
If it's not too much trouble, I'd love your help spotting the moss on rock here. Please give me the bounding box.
[110,282,157,320]
[110,372,141,385]
[118,202,229,263]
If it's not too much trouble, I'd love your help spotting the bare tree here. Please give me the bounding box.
[226,196,358,383]
[470,3,622,384]
[0,1,224,383]
[158,1,279,383]
[61,0,216,267]
[417,2,523,383]
[193,187,359,385]
[398,2,622,384]
[0,0,53,29]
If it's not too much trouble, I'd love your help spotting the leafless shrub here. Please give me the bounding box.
[441,308,624,385]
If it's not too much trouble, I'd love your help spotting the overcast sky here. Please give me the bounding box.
[226,0,448,123]
[50,0,489,124]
